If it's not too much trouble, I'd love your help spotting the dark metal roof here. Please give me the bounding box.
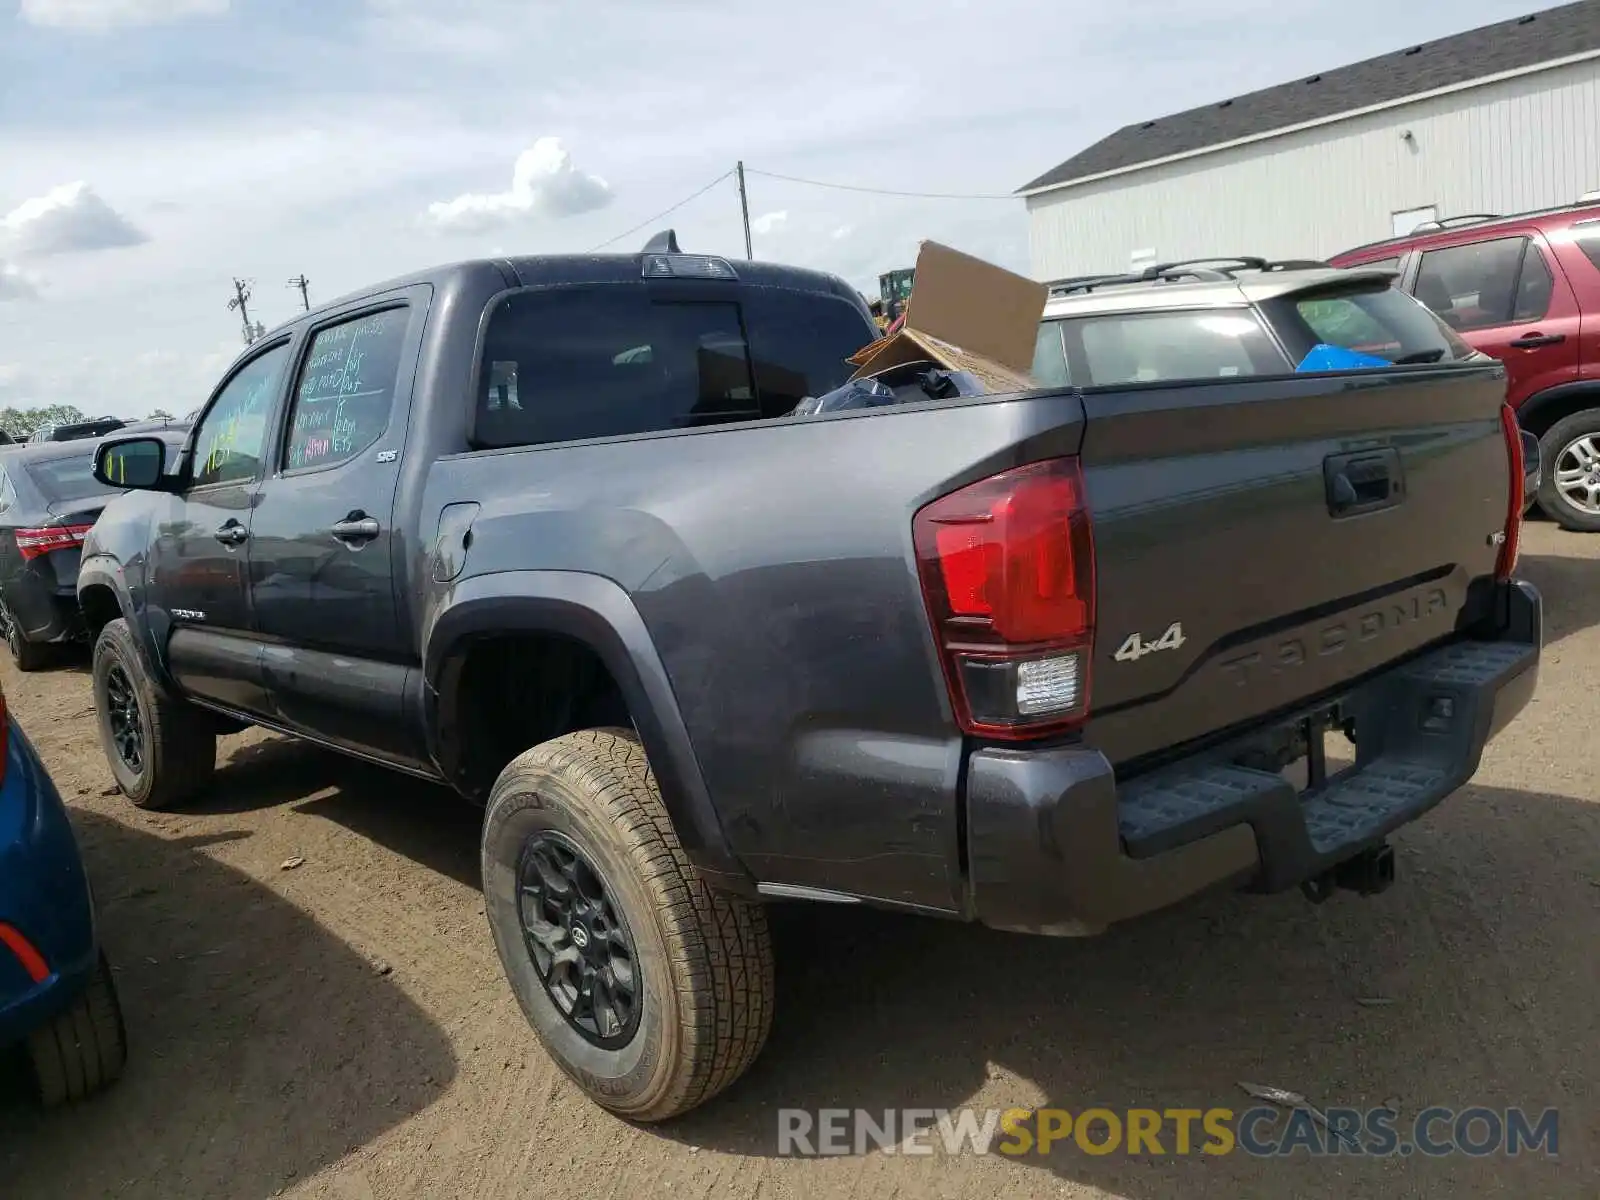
[1020,1,1600,193]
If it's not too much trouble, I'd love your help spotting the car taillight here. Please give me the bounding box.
[914,457,1095,739]
[0,923,49,984]
[14,524,92,561]
[1497,404,1523,581]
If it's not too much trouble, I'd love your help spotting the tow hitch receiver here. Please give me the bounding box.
[1301,843,1396,903]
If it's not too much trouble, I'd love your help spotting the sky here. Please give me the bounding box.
[0,0,1556,419]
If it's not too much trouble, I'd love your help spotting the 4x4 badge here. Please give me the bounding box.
[1114,622,1186,663]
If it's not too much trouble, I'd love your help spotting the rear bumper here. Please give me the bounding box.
[964,580,1542,936]
[5,565,85,644]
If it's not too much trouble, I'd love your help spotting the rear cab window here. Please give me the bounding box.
[1043,308,1286,387]
[474,284,874,448]
[1270,284,1479,366]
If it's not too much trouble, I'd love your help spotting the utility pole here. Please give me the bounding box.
[227,278,257,344]
[736,161,753,260]
[288,274,311,312]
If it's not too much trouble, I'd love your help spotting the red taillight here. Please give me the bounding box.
[14,524,92,562]
[0,921,49,984]
[914,457,1096,739]
[14,524,93,561]
[1497,404,1524,581]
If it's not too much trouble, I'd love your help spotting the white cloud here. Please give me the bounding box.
[750,210,788,236]
[2,182,148,259]
[0,264,42,302]
[423,138,613,233]
[18,0,228,32]
[831,225,854,240]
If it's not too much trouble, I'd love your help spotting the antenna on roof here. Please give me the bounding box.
[642,229,682,254]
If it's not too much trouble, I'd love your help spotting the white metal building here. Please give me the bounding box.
[1021,1,1600,281]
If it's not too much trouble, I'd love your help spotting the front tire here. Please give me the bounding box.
[1537,409,1600,532]
[92,619,216,810]
[26,952,128,1107]
[481,729,774,1122]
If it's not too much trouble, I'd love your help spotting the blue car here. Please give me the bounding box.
[0,691,126,1105]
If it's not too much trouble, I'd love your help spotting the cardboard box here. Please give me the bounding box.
[847,241,1048,394]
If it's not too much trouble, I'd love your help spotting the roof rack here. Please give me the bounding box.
[1045,256,1332,295]
[1337,197,1600,258]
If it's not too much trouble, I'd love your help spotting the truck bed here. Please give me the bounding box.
[421,360,1521,916]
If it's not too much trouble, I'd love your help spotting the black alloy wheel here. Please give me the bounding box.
[517,831,642,1048]
[103,662,145,774]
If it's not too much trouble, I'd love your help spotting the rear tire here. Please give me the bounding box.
[481,728,774,1122]
[92,618,216,810]
[1537,409,1600,532]
[26,952,128,1107]
[0,597,51,672]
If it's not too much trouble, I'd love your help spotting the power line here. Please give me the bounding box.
[288,274,311,311]
[744,167,1017,201]
[585,169,736,253]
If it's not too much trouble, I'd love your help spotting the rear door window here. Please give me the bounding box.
[1412,237,1535,331]
[1284,286,1477,365]
[283,307,409,472]
[1053,309,1285,386]
[475,285,874,447]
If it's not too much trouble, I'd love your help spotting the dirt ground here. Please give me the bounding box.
[1,522,1597,1199]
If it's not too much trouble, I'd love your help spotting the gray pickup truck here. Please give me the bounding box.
[78,242,1540,1120]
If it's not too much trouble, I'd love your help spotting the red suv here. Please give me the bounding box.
[1331,203,1600,531]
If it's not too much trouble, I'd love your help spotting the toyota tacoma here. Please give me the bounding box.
[77,242,1540,1120]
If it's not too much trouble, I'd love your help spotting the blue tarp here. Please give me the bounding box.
[1296,343,1394,372]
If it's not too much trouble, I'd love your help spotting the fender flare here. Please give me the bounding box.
[1516,381,1600,435]
[75,558,173,690]
[424,570,755,893]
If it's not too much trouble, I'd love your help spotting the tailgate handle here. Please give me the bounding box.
[1325,449,1403,518]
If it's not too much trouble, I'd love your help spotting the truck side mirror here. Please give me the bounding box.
[94,436,169,491]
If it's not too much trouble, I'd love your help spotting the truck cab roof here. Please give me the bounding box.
[250,242,869,354]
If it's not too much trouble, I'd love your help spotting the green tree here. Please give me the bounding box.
[0,404,86,440]
[146,408,174,421]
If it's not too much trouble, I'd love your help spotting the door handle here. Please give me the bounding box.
[1509,332,1566,348]
[214,521,249,546]
[330,516,380,543]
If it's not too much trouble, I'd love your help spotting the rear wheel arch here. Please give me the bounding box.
[425,572,753,893]
[1516,382,1600,438]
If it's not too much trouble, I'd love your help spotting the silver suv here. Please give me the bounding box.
[1030,257,1482,387]
[1029,256,1537,505]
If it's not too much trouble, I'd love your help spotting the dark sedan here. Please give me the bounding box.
[0,431,186,670]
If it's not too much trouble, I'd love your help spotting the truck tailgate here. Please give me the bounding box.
[1079,364,1513,767]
